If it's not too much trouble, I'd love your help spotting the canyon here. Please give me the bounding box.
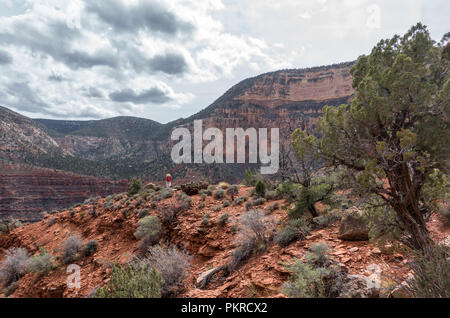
[0,164,128,222]
[1,61,354,222]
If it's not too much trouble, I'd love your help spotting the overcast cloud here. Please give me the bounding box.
[0,0,448,122]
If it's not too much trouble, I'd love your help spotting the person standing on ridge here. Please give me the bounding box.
[165,173,172,188]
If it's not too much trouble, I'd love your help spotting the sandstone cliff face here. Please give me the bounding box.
[177,61,355,137]
[0,164,128,222]
[234,64,353,107]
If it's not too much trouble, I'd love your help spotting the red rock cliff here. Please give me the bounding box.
[0,164,128,222]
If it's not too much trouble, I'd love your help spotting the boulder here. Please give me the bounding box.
[144,183,158,191]
[180,181,209,195]
[439,235,450,248]
[338,274,380,298]
[325,269,379,298]
[338,208,369,241]
[389,281,410,298]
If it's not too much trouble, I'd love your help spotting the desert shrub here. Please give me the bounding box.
[159,196,189,224]
[214,205,222,212]
[138,209,150,219]
[218,182,229,189]
[233,196,248,206]
[214,189,225,200]
[0,248,30,287]
[199,202,205,209]
[95,262,163,298]
[245,201,253,211]
[29,249,54,276]
[275,182,301,203]
[275,218,310,247]
[240,210,274,244]
[228,210,275,272]
[47,217,57,227]
[405,245,450,298]
[135,198,144,207]
[89,207,97,218]
[288,202,308,220]
[201,213,211,226]
[2,281,19,297]
[226,185,239,200]
[138,190,150,200]
[135,216,162,253]
[127,179,142,197]
[69,209,76,216]
[200,194,207,201]
[228,236,256,272]
[264,191,278,201]
[61,235,83,264]
[363,205,403,246]
[252,198,266,206]
[440,206,450,223]
[176,192,192,211]
[255,180,267,198]
[200,188,212,196]
[0,218,22,234]
[121,208,131,218]
[159,188,173,199]
[145,245,191,296]
[311,211,341,229]
[159,204,178,224]
[230,224,239,234]
[82,240,99,257]
[306,243,330,267]
[282,259,329,298]
[218,213,230,226]
[266,202,280,214]
[222,199,230,207]
[243,168,260,186]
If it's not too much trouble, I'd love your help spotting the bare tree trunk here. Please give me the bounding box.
[388,163,435,254]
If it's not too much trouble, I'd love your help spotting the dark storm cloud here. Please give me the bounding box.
[109,87,171,104]
[4,82,49,113]
[85,87,103,98]
[0,21,118,70]
[85,0,194,35]
[0,50,12,65]
[149,53,188,75]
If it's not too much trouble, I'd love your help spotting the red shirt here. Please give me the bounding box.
[166,175,172,182]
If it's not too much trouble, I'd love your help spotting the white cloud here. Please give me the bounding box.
[0,0,447,123]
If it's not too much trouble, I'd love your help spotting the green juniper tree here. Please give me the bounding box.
[290,129,338,218]
[292,23,449,254]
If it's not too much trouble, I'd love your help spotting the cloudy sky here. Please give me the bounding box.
[0,0,448,123]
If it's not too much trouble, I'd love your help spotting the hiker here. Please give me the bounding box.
[165,173,172,188]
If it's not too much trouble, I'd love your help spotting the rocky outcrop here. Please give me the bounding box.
[181,181,209,196]
[338,274,380,298]
[0,164,128,222]
[338,207,369,241]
